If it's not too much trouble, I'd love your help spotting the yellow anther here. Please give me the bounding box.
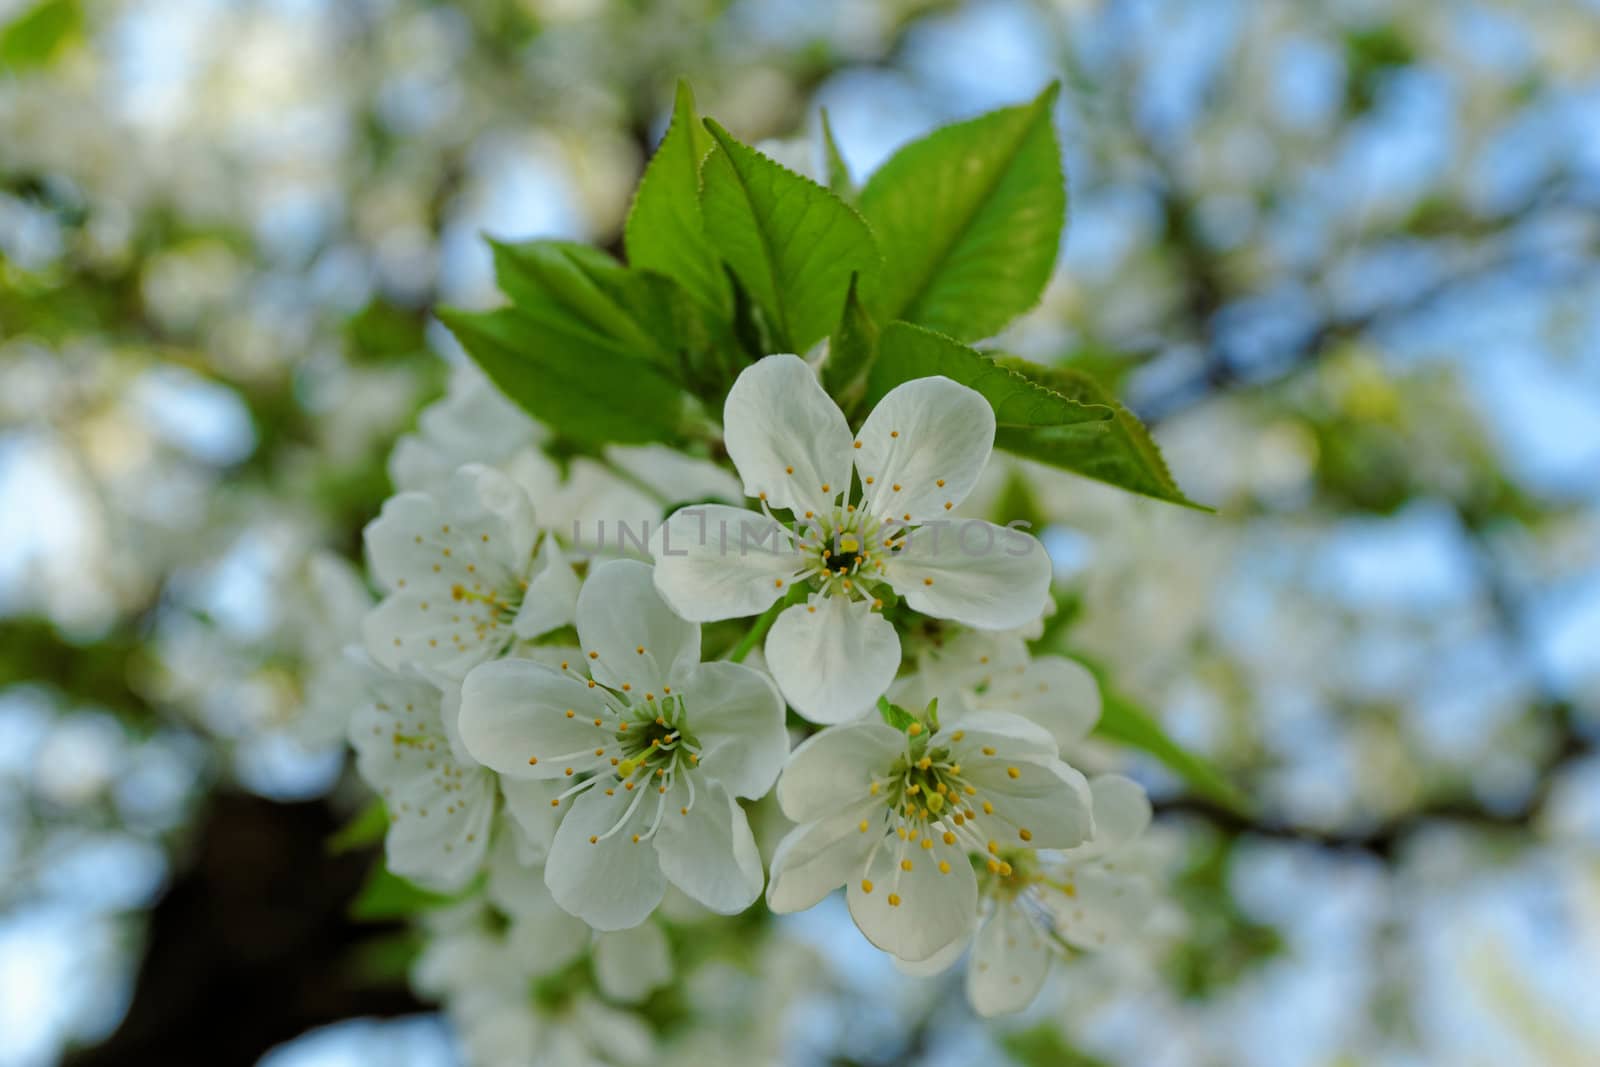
[982,746,995,755]
[987,840,999,854]
[1006,767,1020,779]
[908,723,923,736]
[589,835,598,844]
[943,832,957,845]
[920,838,933,850]
[900,859,913,871]
[1019,828,1033,842]
[938,861,951,874]
[861,879,873,893]
[566,709,576,718]
[981,801,994,814]
[859,820,869,833]
[887,893,901,906]
[528,756,538,766]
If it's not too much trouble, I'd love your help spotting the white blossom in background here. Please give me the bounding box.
[362,463,580,679]
[651,353,1053,723]
[766,709,1094,962]
[893,636,1103,754]
[347,660,496,892]
[388,363,546,494]
[965,773,1156,1016]
[391,363,741,558]
[290,549,375,747]
[485,829,674,1004]
[412,901,655,1067]
[457,559,787,930]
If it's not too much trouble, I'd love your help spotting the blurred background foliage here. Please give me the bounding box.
[1,0,1598,1065]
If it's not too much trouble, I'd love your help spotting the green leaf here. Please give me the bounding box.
[699,119,879,353]
[865,322,1109,429]
[439,306,683,445]
[0,0,81,71]
[326,799,388,855]
[819,108,855,201]
[348,862,459,921]
[992,357,1208,509]
[492,239,679,370]
[1001,1025,1115,1067]
[876,696,915,732]
[821,273,877,412]
[1075,658,1252,815]
[858,84,1066,341]
[624,81,727,314]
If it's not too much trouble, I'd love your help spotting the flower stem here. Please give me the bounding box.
[727,590,798,663]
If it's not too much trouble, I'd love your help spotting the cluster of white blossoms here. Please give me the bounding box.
[333,355,1157,1058]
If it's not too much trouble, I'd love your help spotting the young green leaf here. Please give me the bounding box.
[699,119,880,353]
[0,0,81,71]
[326,799,388,855]
[876,696,916,732]
[858,84,1066,342]
[865,321,1109,429]
[439,306,683,445]
[493,239,676,368]
[348,862,461,921]
[624,81,728,314]
[819,108,855,201]
[821,273,877,415]
[992,357,1209,510]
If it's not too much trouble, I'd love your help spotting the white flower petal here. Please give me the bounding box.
[766,595,901,724]
[653,779,764,915]
[592,923,673,1003]
[846,832,976,962]
[765,801,879,913]
[971,655,1100,751]
[500,778,564,863]
[722,354,852,516]
[506,901,591,978]
[544,784,666,931]
[650,505,800,621]
[363,590,513,678]
[486,830,590,972]
[513,538,580,640]
[967,901,1051,1017]
[946,711,1060,760]
[775,720,906,823]
[457,659,614,779]
[856,376,994,522]
[1041,866,1155,951]
[682,661,788,799]
[962,754,1093,851]
[576,560,701,695]
[919,626,1030,695]
[1085,774,1151,852]
[349,668,493,890]
[884,520,1052,630]
[894,931,968,977]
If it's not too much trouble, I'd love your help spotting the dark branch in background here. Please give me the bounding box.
[1155,703,1592,861]
[64,793,422,1067]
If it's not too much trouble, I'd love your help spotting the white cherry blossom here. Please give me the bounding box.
[651,353,1053,723]
[347,660,496,892]
[457,559,787,930]
[966,773,1156,1016]
[765,711,1093,963]
[894,640,1102,754]
[362,463,579,680]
